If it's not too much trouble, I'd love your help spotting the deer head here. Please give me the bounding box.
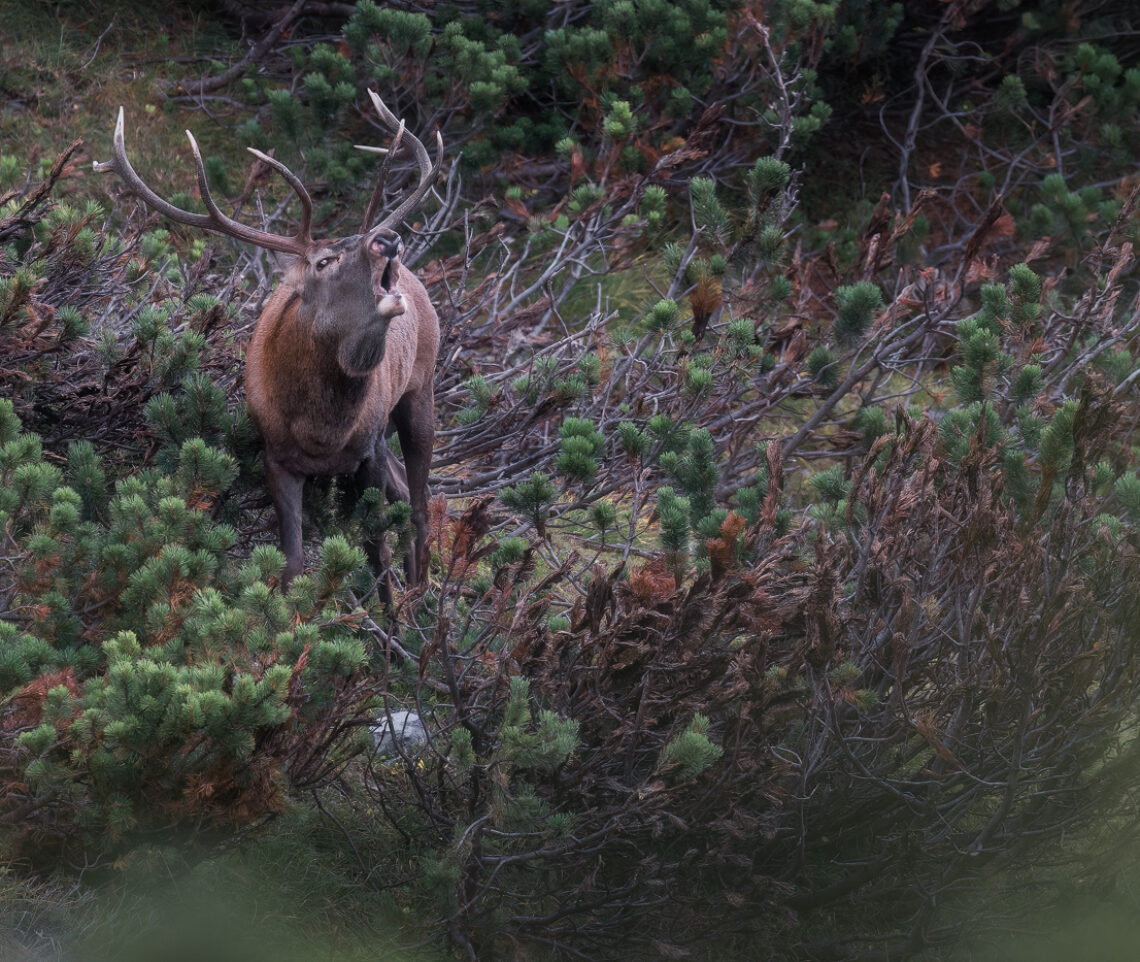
[95,92,444,594]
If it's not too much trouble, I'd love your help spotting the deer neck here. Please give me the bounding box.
[264,302,376,422]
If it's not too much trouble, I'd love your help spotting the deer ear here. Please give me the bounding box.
[266,248,300,275]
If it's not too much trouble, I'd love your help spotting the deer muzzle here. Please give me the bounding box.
[368,227,404,315]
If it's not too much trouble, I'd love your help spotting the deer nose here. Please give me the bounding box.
[368,229,402,261]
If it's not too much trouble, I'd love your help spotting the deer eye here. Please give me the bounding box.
[315,255,336,271]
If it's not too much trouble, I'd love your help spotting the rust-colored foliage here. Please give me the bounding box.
[705,510,747,580]
[3,670,80,733]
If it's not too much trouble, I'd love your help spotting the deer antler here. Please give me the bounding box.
[358,90,443,234]
[359,118,404,234]
[93,107,314,256]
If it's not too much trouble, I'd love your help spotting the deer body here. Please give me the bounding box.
[245,228,439,585]
[96,92,443,591]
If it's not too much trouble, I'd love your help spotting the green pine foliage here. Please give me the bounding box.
[554,417,605,486]
[500,471,558,538]
[0,402,375,859]
[1114,473,1140,522]
[236,0,833,199]
[659,427,719,532]
[807,345,839,386]
[646,298,681,332]
[834,281,882,341]
[657,714,723,779]
[655,484,691,582]
[735,455,771,526]
[617,420,651,459]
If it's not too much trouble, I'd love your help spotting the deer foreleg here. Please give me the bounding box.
[263,454,305,589]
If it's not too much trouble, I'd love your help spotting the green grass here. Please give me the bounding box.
[0,2,272,224]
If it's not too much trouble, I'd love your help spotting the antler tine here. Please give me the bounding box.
[93,107,313,257]
[246,148,314,245]
[93,107,217,233]
[361,120,404,233]
[183,131,313,255]
[363,90,444,234]
[374,126,444,233]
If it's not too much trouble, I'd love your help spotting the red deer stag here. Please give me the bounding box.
[95,92,442,593]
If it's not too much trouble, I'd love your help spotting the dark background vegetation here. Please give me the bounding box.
[3,1,1140,959]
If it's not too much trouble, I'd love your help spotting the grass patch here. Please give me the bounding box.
[1,3,261,218]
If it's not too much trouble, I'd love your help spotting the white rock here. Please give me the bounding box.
[370,709,428,757]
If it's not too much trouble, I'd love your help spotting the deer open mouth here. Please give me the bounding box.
[368,232,402,299]
[372,257,402,300]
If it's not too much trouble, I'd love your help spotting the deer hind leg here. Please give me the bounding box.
[391,388,434,586]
